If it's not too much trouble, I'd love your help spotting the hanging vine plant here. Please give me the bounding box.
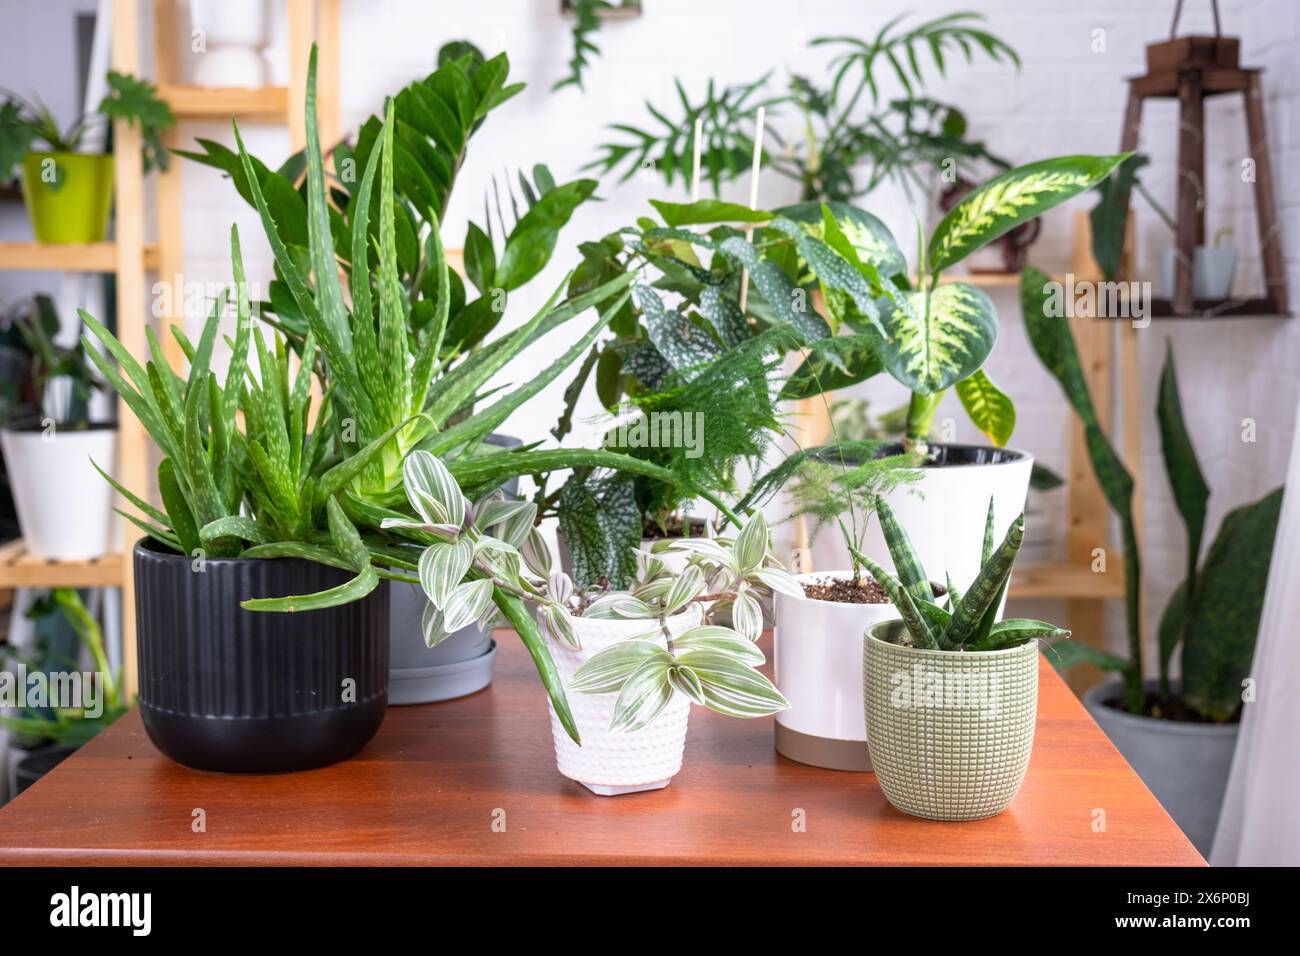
[554,0,643,93]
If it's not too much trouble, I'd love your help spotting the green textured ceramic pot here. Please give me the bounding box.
[21,152,114,243]
[863,619,1038,821]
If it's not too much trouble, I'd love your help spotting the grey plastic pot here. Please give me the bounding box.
[1083,679,1238,858]
[385,433,518,705]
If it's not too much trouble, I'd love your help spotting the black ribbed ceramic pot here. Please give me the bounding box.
[133,538,389,773]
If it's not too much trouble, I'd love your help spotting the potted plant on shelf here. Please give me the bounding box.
[182,42,604,704]
[0,295,116,560]
[0,72,173,243]
[862,495,1069,820]
[0,589,128,794]
[1022,275,1282,855]
[397,449,791,794]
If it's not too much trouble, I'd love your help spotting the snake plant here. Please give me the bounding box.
[860,495,1069,652]
[1021,280,1282,719]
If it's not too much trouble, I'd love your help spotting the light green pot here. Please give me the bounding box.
[20,152,115,243]
[863,620,1038,821]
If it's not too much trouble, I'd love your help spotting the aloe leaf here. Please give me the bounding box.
[158,457,201,557]
[199,515,271,549]
[116,508,180,550]
[347,124,384,401]
[93,459,172,533]
[946,513,1024,647]
[375,99,411,423]
[314,414,422,507]
[242,541,352,570]
[326,495,372,572]
[492,586,580,744]
[411,204,450,415]
[928,154,1128,273]
[242,563,380,613]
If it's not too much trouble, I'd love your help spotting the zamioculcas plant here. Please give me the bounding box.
[396,450,791,748]
[862,495,1068,652]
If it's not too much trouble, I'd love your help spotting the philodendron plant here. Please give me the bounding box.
[862,495,1069,652]
[399,449,792,740]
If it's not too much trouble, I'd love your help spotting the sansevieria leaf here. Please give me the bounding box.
[927,154,1129,273]
[877,281,996,394]
[956,368,1016,447]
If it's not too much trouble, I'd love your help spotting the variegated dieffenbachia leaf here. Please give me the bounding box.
[878,281,997,393]
[634,283,722,374]
[955,368,1016,447]
[773,201,907,278]
[928,154,1128,273]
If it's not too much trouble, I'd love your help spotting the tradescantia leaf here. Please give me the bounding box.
[751,566,804,599]
[668,665,706,705]
[421,602,450,648]
[663,564,706,614]
[877,281,996,394]
[672,625,766,665]
[672,649,788,718]
[418,538,475,608]
[732,513,768,572]
[441,578,495,633]
[541,601,579,650]
[928,154,1129,273]
[570,640,671,695]
[583,593,656,620]
[731,586,763,642]
[403,450,467,528]
[609,655,677,732]
[956,368,1016,447]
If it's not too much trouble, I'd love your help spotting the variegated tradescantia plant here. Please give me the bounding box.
[860,494,1069,652]
[400,449,794,737]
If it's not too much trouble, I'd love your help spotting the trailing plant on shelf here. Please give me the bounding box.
[0,589,128,748]
[1020,281,1282,719]
[0,295,101,429]
[588,12,1017,203]
[0,71,174,180]
[866,494,1069,651]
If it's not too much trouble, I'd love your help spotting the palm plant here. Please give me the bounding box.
[588,12,1017,203]
[863,495,1069,652]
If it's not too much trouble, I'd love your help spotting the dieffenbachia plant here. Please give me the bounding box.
[401,448,792,740]
[1021,277,1282,718]
[861,495,1069,652]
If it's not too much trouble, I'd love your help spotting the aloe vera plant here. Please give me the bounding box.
[1020,292,1282,719]
[862,495,1069,652]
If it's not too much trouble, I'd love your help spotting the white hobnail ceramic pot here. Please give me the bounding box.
[810,443,1032,594]
[542,604,702,796]
[0,425,117,560]
[773,572,901,771]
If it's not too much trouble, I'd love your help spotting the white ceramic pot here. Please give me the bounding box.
[1,425,117,559]
[773,572,901,771]
[542,604,701,795]
[809,443,1032,595]
[189,0,267,87]
[1160,246,1238,300]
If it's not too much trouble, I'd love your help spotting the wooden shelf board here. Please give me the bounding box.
[1095,296,1291,321]
[1008,562,1125,600]
[0,539,124,589]
[911,271,1066,288]
[159,83,289,119]
[0,241,160,272]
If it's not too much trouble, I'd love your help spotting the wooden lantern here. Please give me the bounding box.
[1118,0,1289,317]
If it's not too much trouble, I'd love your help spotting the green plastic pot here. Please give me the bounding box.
[20,151,114,243]
[863,619,1038,821]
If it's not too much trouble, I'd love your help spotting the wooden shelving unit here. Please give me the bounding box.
[0,541,124,590]
[0,241,160,272]
[156,84,290,118]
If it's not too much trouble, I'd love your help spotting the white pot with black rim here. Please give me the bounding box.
[810,442,1033,595]
[772,572,900,771]
[386,434,518,704]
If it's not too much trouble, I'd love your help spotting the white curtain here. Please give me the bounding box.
[1211,400,1300,866]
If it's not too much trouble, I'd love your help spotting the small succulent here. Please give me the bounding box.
[858,495,1070,652]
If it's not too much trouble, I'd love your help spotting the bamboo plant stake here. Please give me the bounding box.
[738,106,765,313]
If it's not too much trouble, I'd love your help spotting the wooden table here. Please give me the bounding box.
[0,633,1203,866]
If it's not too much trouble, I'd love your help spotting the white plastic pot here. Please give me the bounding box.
[773,572,901,771]
[1160,246,1238,301]
[1,425,117,559]
[542,604,701,795]
[189,0,267,87]
[809,443,1033,596]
